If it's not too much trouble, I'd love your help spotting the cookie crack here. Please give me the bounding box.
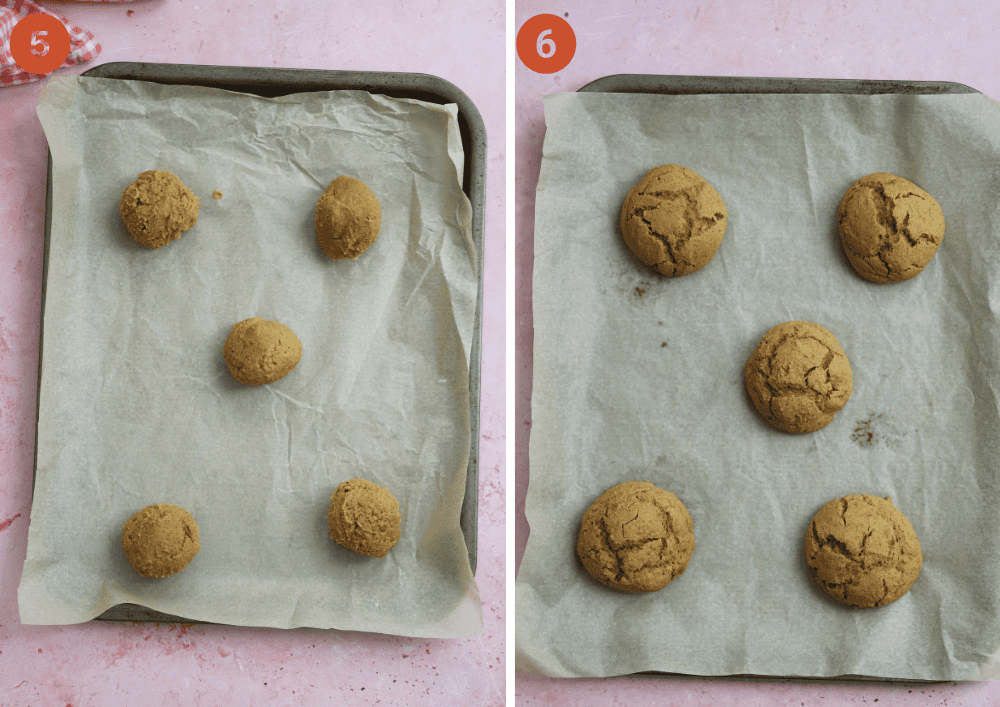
[877,578,890,606]
[633,186,722,272]
[598,514,626,583]
[868,183,899,239]
[633,207,690,273]
[757,332,841,414]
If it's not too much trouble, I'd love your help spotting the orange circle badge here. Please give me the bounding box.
[517,14,576,74]
[10,14,71,76]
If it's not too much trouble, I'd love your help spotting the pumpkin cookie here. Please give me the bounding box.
[223,318,302,386]
[745,321,853,434]
[576,481,695,593]
[805,494,922,609]
[315,176,382,260]
[328,479,401,558]
[121,504,200,578]
[838,173,945,283]
[619,164,727,277]
[119,170,200,249]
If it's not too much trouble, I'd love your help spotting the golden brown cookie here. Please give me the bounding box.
[315,176,382,260]
[745,321,853,434]
[838,173,945,283]
[805,494,922,609]
[328,479,401,558]
[223,318,302,386]
[119,170,200,249]
[619,164,727,277]
[121,504,200,578]
[576,481,695,593]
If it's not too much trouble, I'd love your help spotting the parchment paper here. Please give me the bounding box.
[19,76,482,638]
[516,91,1000,679]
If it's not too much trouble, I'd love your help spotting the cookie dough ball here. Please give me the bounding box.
[838,173,945,283]
[223,318,302,386]
[121,504,200,578]
[745,321,853,434]
[315,176,382,260]
[619,165,728,277]
[576,481,695,593]
[805,495,922,609]
[120,170,200,249]
[328,479,401,558]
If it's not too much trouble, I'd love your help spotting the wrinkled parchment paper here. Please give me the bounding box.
[20,76,481,638]
[517,91,1000,678]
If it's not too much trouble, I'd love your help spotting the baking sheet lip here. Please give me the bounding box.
[577,73,981,96]
[33,63,485,629]
[627,670,949,685]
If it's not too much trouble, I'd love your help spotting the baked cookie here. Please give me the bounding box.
[315,176,382,260]
[805,494,922,609]
[576,481,695,593]
[619,164,728,277]
[838,173,945,283]
[223,318,302,386]
[121,504,200,578]
[120,170,200,249]
[328,479,401,558]
[745,321,853,434]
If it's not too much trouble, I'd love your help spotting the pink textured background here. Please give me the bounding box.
[516,1,1000,704]
[0,0,504,704]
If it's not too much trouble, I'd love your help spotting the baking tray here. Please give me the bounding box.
[567,73,976,683]
[36,61,487,625]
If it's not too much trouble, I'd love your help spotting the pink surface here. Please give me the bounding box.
[515,0,1000,703]
[0,0,504,703]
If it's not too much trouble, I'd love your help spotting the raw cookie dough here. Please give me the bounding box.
[223,318,302,386]
[327,479,401,558]
[315,176,382,260]
[576,481,695,593]
[619,164,728,277]
[838,173,945,283]
[745,321,853,434]
[119,170,200,249]
[805,494,922,609]
[121,504,200,578]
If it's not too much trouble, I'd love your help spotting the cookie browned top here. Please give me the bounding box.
[805,494,922,609]
[745,321,853,434]
[576,481,695,593]
[315,176,382,260]
[838,173,945,283]
[120,170,200,249]
[619,164,727,277]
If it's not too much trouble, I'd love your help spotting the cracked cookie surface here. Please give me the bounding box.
[576,481,695,593]
[745,321,853,434]
[223,317,302,386]
[805,494,922,609]
[619,164,727,277]
[838,173,945,283]
[120,170,200,249]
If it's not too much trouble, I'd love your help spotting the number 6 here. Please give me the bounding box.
[31,30,50,57]
[536,29,556,59]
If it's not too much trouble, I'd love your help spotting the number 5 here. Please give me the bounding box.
[31,30,50,57]
[536,29,556,59]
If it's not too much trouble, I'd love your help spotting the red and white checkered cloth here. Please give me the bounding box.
[1,0,135,88]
